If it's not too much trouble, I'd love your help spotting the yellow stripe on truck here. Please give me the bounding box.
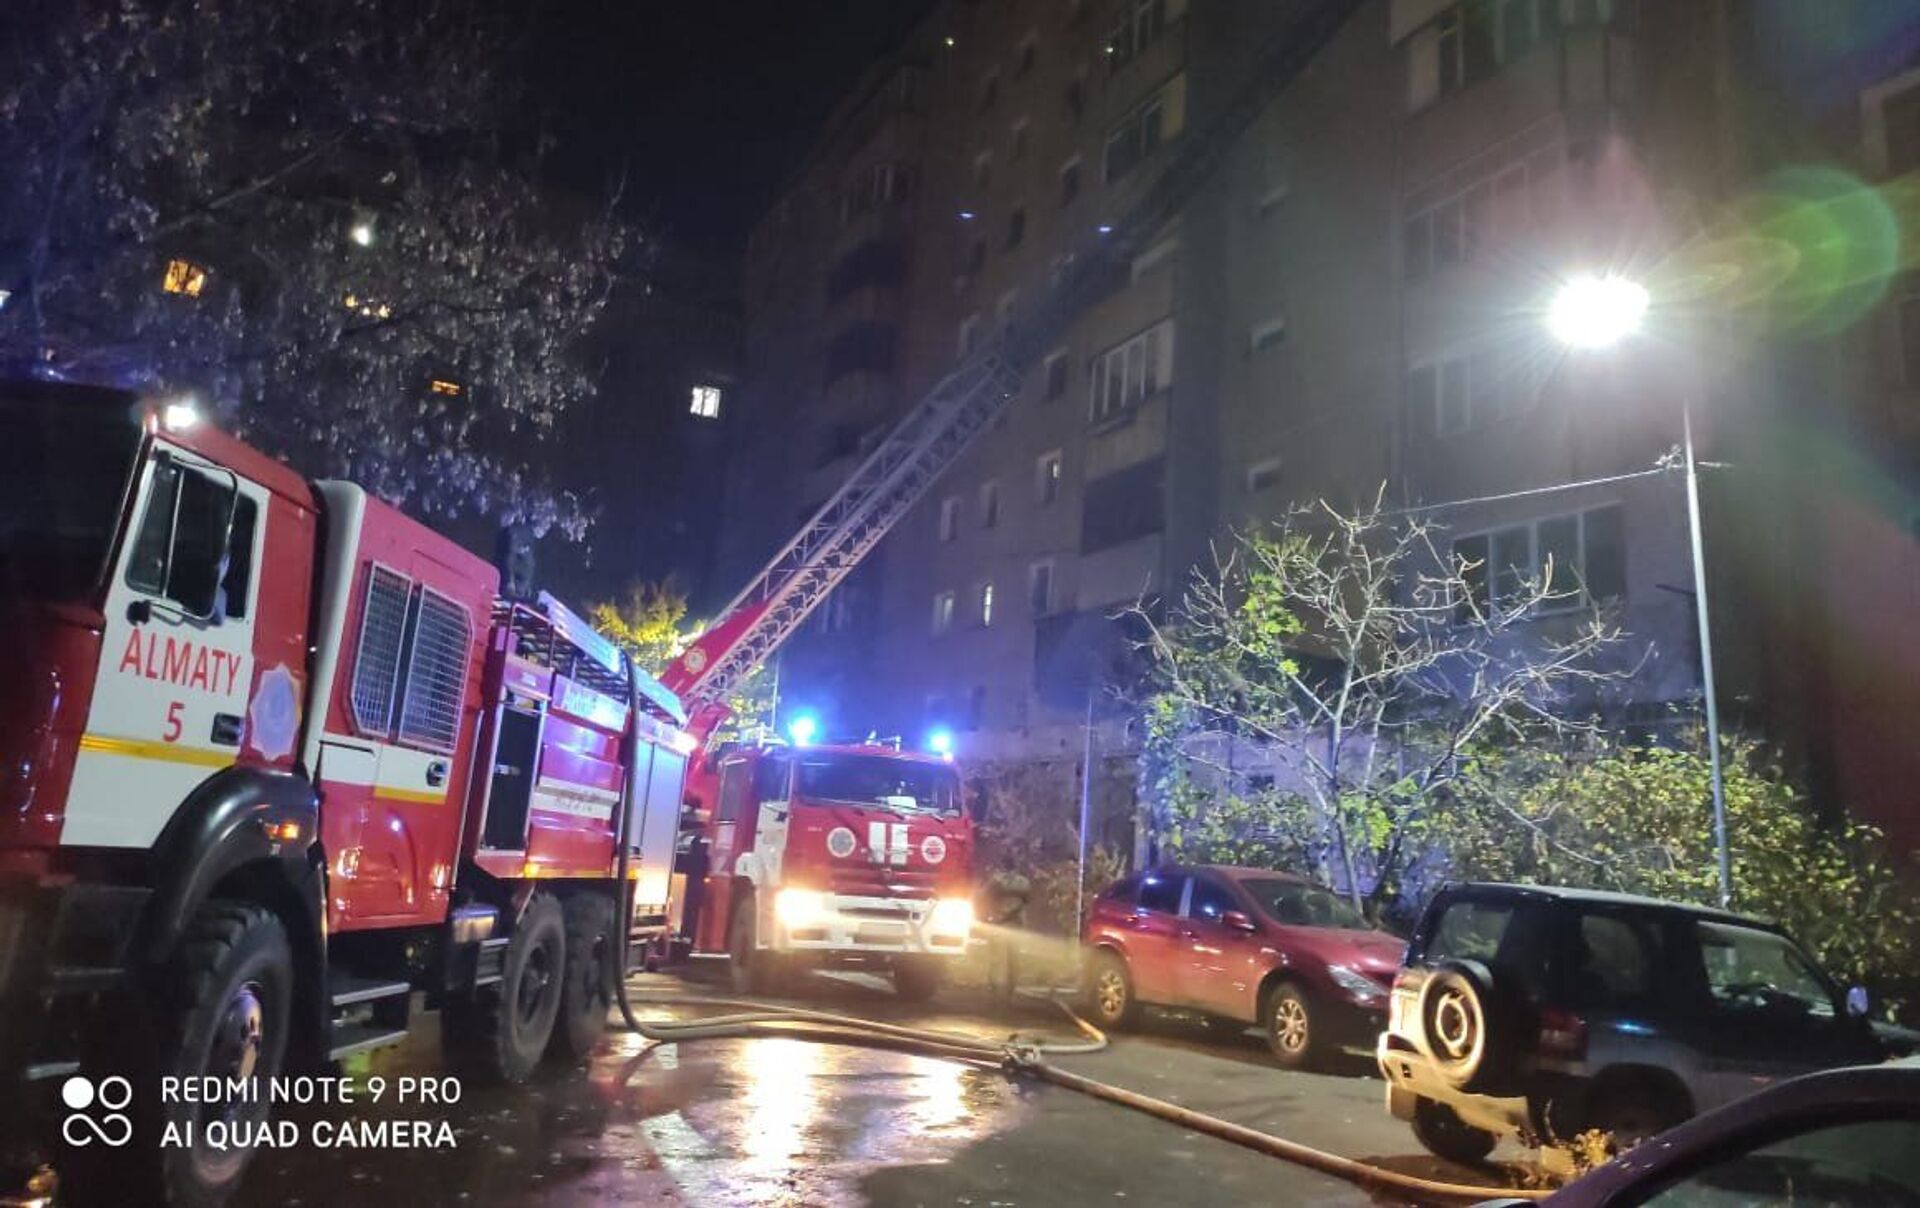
[377,786,447,805]
[78,734,233,768]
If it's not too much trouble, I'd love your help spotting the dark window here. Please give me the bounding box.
[1888,85,1920,177]
[1501,0,1537,60]
[827,240,908,302]
[754,755,791,803]
[126,461,248,618]
[1064,76,1086,123]
[1696,921,1838,1019]
[1006,206,1026,250]
[219,493,256,620]
[1015,40,1036,79]
[1405,362,1437,438]
[1567,911,1667,1011]
[1137,873,1184,914]
[1046,354,1069,400]
[1188,878,1236,921]
[716,759,752,822]
[1080,457,1165,553]
[966,685,987,731]
[1901,295,1920,384]
[979,70,999,113]
[1642,1119,1920,1205]
[1584,505,1625,601]
[1242,878,1368,928]
[797,752,961,814]
[1403,214,1430,282]
[967,238,987,276]
[824,321,898,383]
[1060,161,1082,206]
[1463,2,1497,82]
[1425,898,1513,963]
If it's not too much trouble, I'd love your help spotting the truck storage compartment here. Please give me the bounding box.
[481,705,541,850]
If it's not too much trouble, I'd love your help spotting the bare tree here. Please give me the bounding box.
[1135,487,1629,912]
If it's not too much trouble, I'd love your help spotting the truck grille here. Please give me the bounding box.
[829,866,936,900]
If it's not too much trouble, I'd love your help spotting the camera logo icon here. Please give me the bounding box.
[61,1075,133,1148]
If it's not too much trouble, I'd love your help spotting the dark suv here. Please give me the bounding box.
[1377,883,1887,1163]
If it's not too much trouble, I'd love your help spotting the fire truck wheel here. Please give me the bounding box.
[444,892,566,1084]
[548,892,616,1064]
[65,900,293,1208]
[726,890,786,997]
[892,957,942,1003]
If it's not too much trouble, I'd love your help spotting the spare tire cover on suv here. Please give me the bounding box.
[1417,959,1517,1092]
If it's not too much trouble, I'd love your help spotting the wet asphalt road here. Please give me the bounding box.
[235,962,1527,1208]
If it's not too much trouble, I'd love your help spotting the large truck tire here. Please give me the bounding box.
[66,900,293,1208]
[548,891,616,1064]
[726,890,785,997]
[892,956,942,1003]
[444,892,565,1084]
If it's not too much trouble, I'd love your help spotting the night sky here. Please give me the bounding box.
[523,0,936,262]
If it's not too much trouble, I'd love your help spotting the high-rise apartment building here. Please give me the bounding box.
[720,0,1920,850]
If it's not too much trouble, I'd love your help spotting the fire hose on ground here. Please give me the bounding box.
[606,964,1549,1203]
[604,777,1544,1203]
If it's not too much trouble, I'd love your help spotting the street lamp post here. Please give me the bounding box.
[1547,274,1733,907]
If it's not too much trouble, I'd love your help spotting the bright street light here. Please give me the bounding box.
[1545,274,1650,350]
[349,220,375,247]
[1544,273,1731,908]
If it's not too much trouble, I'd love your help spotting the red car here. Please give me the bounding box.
[1083,865,1405,1068]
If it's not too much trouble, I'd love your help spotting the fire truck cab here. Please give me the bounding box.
[689,741,976,1000]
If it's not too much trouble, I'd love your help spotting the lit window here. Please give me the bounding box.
[939,496,961,543]
[162,259,208,298]
[429,379,463,398]
[978,581,996,627]
[1036,451,1063,504]
[690,384,723,419]
[932,591,956,635]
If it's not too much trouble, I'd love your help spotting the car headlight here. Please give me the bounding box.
[929,897,974,936]
[775,888,826,928]
[1330,965,1384,1001]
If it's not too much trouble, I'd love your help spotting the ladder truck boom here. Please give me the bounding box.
[659,0,1361,731]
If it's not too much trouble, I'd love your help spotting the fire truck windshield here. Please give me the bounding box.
[795,753,961,815]
[0,386,143,603]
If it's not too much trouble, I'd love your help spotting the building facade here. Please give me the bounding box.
[722,0,1920,850]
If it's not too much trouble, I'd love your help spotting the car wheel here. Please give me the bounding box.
[1263,983,1316,1070]
[1586,1079,1689,1152]
[1410,1096,1498,1165]
[1087,950,1138,1029]
[1417,960,1512,1091]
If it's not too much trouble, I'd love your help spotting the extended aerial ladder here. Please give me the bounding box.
[658,0,1362,736]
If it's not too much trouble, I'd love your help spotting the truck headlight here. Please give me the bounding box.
[775,888,826,928]
[929,897,973,936]
[1330,965,1384,1001]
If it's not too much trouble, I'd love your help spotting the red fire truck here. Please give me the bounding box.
[0,378,982,1205]
[677,740,975,1001]
[0,381,696,1205]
